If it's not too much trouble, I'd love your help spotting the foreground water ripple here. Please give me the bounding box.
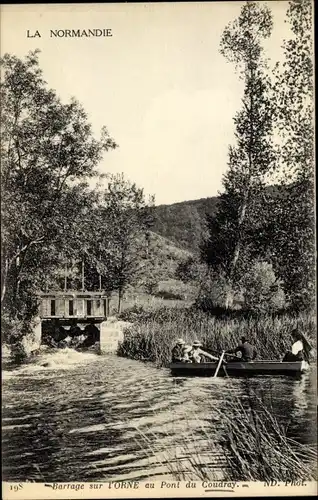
[2,349,316,482]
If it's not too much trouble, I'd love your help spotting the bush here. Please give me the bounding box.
[175,256,206,283]
[10,342,29,364]
[2,314,27,345]
[240,261,286,313]
[118,304,156,323]
[195,271,239,311]
[1,314,32,364]
[153,279,196,301]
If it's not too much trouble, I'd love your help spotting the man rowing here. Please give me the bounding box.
[171,339,219,364]
[226,336,257,362]
[189,340,219,364]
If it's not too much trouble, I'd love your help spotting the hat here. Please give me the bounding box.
[176,338,185,345]
[192,340,202,347]
[292,329,302,340]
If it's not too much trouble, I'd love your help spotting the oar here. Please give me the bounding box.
[224,352,241,360]
[213,350,226,378]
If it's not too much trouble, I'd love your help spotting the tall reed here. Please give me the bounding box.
[118,307,316,367]
[132,385,317,482]
[220,391,317,481]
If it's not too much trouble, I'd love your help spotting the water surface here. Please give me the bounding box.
[2,349,317,482]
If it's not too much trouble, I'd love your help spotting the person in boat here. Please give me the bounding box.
[282,329,312,362]
[182,344,193,362]
[171,339,192,363]
[226,336,257,362]
[189,340,219,364]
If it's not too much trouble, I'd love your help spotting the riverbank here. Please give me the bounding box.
[117,307,316,367]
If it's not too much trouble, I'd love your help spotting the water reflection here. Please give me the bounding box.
[2,350,317,482]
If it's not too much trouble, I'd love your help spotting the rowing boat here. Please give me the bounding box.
[169,360,309,377]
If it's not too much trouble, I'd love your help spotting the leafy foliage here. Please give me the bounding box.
[240,261,286,313]
[267,0,314,309]
[1,50,117,329]
[201,1,314,312]
[202,2,275,295]
[94,174,155,311]
[175,255,206,283]
[195,270,238,312]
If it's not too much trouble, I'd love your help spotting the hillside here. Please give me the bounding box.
[152,196,219,253]
[152,186,285,253]
[116,231,196,311]
[139,230,193,285]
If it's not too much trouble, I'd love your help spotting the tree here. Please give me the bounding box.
[86,174,155,313]
[267,0,314,309]
[240,261,286,313]
[0,50,117,329]
[175,255,206,284]
[137,239,162,295]
[202,2,275,307]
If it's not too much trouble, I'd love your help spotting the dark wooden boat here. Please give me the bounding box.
[169,360,310,377]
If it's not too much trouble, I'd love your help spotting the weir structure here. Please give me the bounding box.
[36,260,127,354]
[39,291,111,349]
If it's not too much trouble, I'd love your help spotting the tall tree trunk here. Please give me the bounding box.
[64,263,67,291]
[11,258,20,307]
[224,288,234,309]
[117,288,123,314]
[229,189,249,279]
[81,259,85,291]
[1,258,9,304]
[145,231,150,257]
[229,64,254,280]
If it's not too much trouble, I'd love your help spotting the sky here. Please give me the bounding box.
[1,2,291,205]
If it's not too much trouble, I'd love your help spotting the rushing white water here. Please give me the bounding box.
[2,348,98,379]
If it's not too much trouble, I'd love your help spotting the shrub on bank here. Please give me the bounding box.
[194,261,286,313]
[240,261,286,313]
[153,279,197,301]
[1,314,32,364]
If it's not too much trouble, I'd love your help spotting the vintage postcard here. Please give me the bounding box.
[1,1,316,498]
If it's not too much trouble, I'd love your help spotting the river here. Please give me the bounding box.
[2,348,317,482]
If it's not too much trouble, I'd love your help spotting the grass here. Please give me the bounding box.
[109,292,192,316]
[220,390,317,481]
[109,278,196,316]
[132,385,317,482]
[117,306,316,367]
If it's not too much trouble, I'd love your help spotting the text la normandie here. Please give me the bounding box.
[27,29,113,38]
